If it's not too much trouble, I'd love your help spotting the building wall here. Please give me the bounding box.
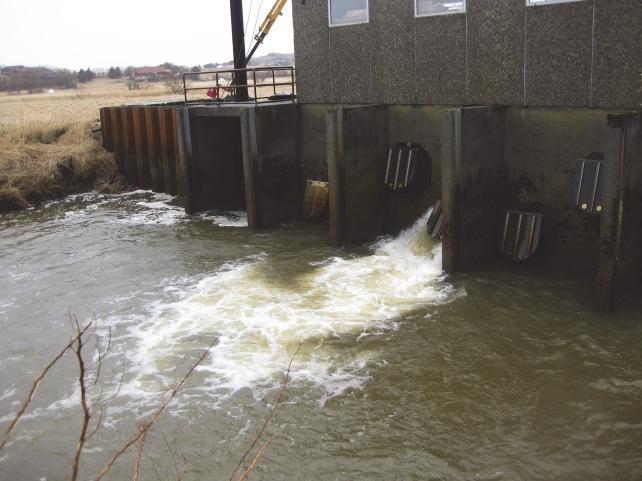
[291,0,641,108]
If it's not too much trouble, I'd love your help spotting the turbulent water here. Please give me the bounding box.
[0,191,641,481]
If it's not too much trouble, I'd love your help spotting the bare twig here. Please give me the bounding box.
[0,322,92,451]
[115,361,126,397]
[237,438,273,481]
[86,406,104,441]
[72,318,92,481]
[159,428,181,481]
[228,344,301,481]
[93,327,112,386]
[94,343,213,481]
[132,426,149,481]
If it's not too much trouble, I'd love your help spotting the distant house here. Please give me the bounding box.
[133,67,172,82]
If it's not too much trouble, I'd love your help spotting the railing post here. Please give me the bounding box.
[291,67,295,101]
[272,69,276,95]
[253,69,257,102]
[183,74,187,104]
[215,72,219,104]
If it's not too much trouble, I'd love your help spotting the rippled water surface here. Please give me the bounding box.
[0,191,640,481]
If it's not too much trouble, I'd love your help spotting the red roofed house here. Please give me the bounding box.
[133,66,172,81]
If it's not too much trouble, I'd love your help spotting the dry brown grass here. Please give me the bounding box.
[0,79,183,212]
[0,77,296,211]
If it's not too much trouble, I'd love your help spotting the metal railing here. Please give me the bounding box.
[182,66,296,105]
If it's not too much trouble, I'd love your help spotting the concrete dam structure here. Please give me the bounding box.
[99,0,641,312]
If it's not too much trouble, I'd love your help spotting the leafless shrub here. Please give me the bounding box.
[228,344,301,481]
[0,318,301,481]
[163,75,185,95]
[0,321,92,451]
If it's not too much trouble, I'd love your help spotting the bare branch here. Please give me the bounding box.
[228,344,301,481]
[94,343,213,481]
[115,361,126,397]
[0,321,92,451]
[86,406,104,441]
[71,318,92,481]
[94,327,112,386]
[237,438,273,481]
[132,426,148,481]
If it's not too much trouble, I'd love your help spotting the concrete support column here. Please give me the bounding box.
[240,108,259,229]
[441,107,506,273]
[441,108,462,273]
[326,108,344,245]
[326,105,388,246]
[594,113,642,311]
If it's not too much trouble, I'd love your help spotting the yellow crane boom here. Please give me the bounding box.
[245,0,289,66]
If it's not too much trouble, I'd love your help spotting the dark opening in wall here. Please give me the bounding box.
[190,117,246,212]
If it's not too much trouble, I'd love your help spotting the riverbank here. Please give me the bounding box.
[0,78,183,212]
[0,120,121,211]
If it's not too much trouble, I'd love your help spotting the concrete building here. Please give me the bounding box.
[100,0,641,310]
[293,0,640,108]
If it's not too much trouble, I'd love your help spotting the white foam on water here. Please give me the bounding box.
[118,209,461,407]
[200,211,248,228]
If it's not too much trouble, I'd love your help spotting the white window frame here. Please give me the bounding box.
[328,0,370,27]
[415,0,467,18]
[526,0,586,6]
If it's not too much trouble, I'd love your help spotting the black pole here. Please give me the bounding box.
[230,0,248,99]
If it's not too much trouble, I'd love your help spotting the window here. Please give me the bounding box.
[329,0,369,26]
[416,0,466,17]
[526,0,585,5]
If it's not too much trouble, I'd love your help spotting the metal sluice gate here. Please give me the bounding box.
[501,211,543,261]
[385,142,430,192]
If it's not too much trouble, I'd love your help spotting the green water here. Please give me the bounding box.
[0,191,640,481]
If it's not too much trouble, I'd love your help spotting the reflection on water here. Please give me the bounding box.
[0,191,640,481]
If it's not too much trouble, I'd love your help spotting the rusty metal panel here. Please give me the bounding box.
[145,107,165,193]
[132,107,151,189]
[110,108,124,174]
[169,108,184,196]
[121,107,137,185]
[99,107,113,152]
[158,108,178,195]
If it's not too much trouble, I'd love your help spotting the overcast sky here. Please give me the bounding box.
[0,0,294,70]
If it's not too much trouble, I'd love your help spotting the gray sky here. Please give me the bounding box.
[0,0,294,69]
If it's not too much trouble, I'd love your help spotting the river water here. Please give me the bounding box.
[0,191,640,481]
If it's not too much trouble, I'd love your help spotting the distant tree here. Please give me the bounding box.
[115,67,122,78]
[203,63,217,69]
[190,65,202,73]
[161,62,189,76]
[78,68,95,83]
[108,67,117,79]
[0,66,77,92]
[124,66,135,78]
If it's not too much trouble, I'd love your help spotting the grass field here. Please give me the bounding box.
[0,75,296,212]
[0,79,183,211]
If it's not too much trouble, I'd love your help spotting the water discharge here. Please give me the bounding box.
[125,207,456,405]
